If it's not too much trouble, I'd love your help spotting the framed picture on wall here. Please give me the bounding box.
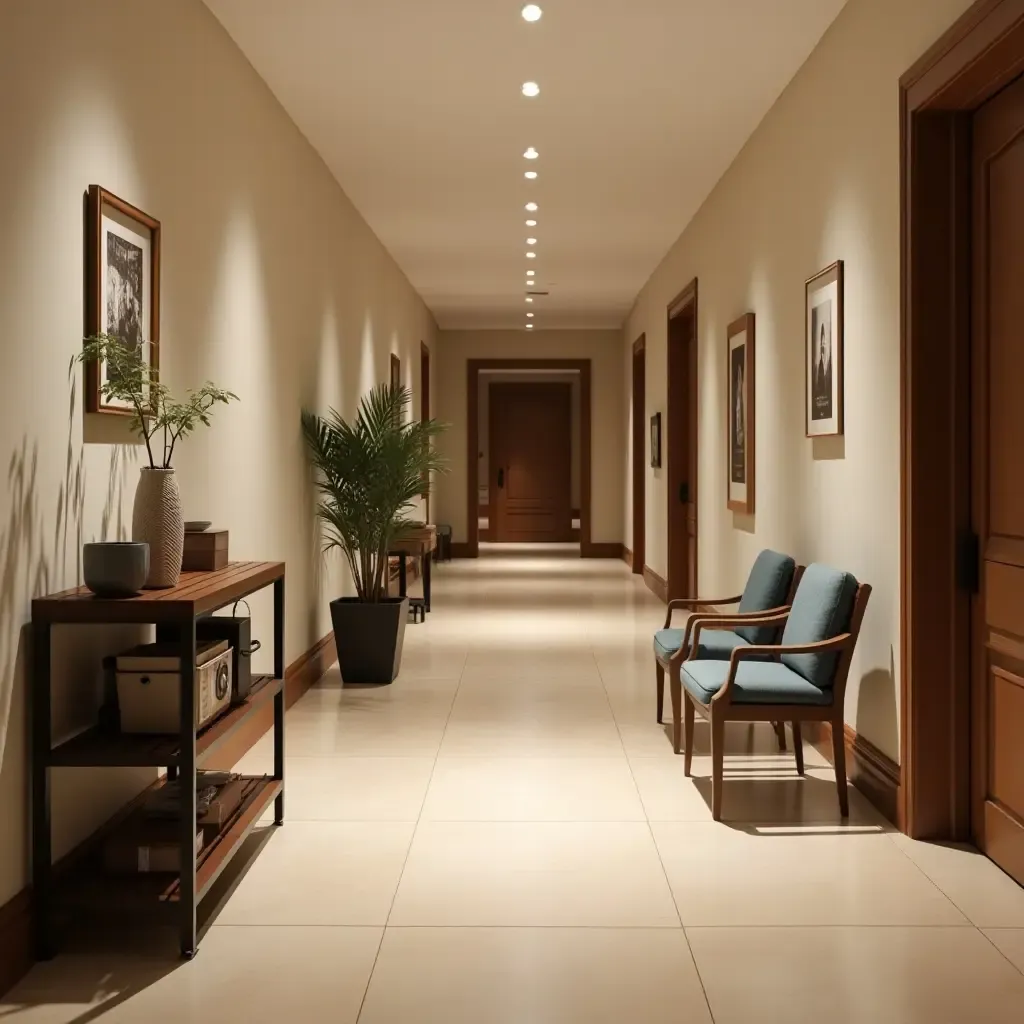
[727,313,755,514]
[84,185,161,415]
[650,412,662,468]
[805,260,844,437]
[390,353,401,390]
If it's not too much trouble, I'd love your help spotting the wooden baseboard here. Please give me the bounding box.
[623,547,633,570]
[643,565,669,603]
[582,542,624,559]
[0,629,336,997]
[807,721,901,827]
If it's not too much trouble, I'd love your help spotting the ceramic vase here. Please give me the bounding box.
[132,468,184,588]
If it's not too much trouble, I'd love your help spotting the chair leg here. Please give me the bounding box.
[669,669,682,755]
[655,662,665,724]
[710,706,725,821]
[831,719,849,817]
[792,721,804,775]
[683,695,695,777]
[773,721,787,752]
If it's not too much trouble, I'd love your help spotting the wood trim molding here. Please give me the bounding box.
[623,547,633,570]
[582,542,624,559]
[807,722,901,827]
[0,629,337,997]
[631,334,646,575]
[900,0,1024,840]
[466,359,592,556]
[643,565,669,603]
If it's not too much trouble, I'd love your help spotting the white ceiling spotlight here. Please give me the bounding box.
[526,323,535,329]
[526,237,537,245]
[526,269,535,276]
[521,5,543,23]
[526,296,534,303]
[527,312,535,318]
[521,81,540,98]
[526,219,537,227]
[524,171,538,180]
[523,147,539,160]
[526,251,536,258]
[525,202,538,212]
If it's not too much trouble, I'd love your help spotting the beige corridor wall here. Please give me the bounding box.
[0,0,435,909]
[435,330,623,544]
[624,0,974,763]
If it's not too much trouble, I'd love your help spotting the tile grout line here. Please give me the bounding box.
[354,645,468,1023]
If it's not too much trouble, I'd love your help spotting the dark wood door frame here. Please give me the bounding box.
[666,279,699,602]
[900,0,1024,839]
[421,341,431,520]
[466,359,593,557]
[631,335,646,573]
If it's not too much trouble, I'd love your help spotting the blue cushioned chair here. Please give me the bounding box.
[653,550,799,754]
[681,564,871,820]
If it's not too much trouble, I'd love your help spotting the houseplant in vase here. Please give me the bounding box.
[78,335,237,588]
[302,382,446,684]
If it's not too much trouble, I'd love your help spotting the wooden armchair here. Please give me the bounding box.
[680,565,872,820]
[653,550,799,754]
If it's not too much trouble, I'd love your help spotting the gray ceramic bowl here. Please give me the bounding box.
[83,542,150,598]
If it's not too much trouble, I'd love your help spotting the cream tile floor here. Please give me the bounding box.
[6,546,1024,1022]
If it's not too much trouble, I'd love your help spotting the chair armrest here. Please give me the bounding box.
[664,595,741,628]
[671,608,791,664]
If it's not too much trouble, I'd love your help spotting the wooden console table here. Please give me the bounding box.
[390,525,437,613]
[31,561,286,960]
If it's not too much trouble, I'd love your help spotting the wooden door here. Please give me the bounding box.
[420,343,430,521]
[490,382,572,543]
[632,336,646,573]
[667,293,698,601]
[971,73,1024,886]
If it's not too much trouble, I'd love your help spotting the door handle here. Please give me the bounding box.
[679,482,689,504]
[497,467,505,489]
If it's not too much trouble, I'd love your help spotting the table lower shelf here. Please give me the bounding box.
[48,675,283,768]
[55,776,281,919]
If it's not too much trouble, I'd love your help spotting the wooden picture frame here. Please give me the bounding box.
[84,185,161,415]
[805,260,844,437]
[650,412,662,468]
[727,313,755,514]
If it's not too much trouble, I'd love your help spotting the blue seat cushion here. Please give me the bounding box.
[734,550,797,644]
[780,564,859,688]
[681,660,834,706]
[654,628,748,662]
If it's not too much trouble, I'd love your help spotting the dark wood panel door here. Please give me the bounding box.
[668,296,698,601]
[490,382,572,543]
[632,337,646,573]
[972,73,1024,886]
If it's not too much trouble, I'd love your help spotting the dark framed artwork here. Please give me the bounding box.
[727,313,755,514]
[650,412,662,468]
[84,185,161,415]
[805,260,844,437]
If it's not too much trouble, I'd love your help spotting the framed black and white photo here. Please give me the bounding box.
[650,412,661,468]
[727,313,755,514]
[805,260,844,437]
[85,186,161,415]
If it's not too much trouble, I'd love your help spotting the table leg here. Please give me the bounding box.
[179,619,198,960]
[31,621,53,960]
[273,576,285,825]
[424,551,432,613]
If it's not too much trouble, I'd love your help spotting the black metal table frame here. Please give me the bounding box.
[31,572,285,961]
[391,548,432,613]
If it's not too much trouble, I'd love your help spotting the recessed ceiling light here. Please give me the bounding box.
[526,269,535,276]
[526,323,535,329]
[523,147,539,160]
[522,81,540,98]
[526,219,537,226]
[526,251,536,258]
[524,171,538,180]
[527,312,535,318]
[526,296,534,303]
[526,238,538,246]
[522,4,542,23]
[525,202,538,212]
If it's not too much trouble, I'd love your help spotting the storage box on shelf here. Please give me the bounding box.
[31,561,286,961]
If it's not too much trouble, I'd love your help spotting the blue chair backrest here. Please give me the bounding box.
[734,550,797,644]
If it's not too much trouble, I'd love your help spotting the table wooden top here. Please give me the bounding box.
[33,561,285,624]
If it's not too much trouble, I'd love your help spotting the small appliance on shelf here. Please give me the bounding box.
[115,640,232,734]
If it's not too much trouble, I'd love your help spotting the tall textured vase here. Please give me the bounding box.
[132,468,184,588]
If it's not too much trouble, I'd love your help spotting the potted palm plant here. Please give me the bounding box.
[302,382,446,684]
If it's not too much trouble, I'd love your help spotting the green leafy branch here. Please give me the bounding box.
[78,334,237,469]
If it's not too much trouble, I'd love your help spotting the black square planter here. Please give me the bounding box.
[329,596,409,685]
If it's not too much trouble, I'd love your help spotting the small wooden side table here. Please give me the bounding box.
[390,525,437,614]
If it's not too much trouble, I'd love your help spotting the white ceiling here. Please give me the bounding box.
[204,0,846,330]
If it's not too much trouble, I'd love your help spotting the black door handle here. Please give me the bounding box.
[497,467,505,489]
[679,482,689,504]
